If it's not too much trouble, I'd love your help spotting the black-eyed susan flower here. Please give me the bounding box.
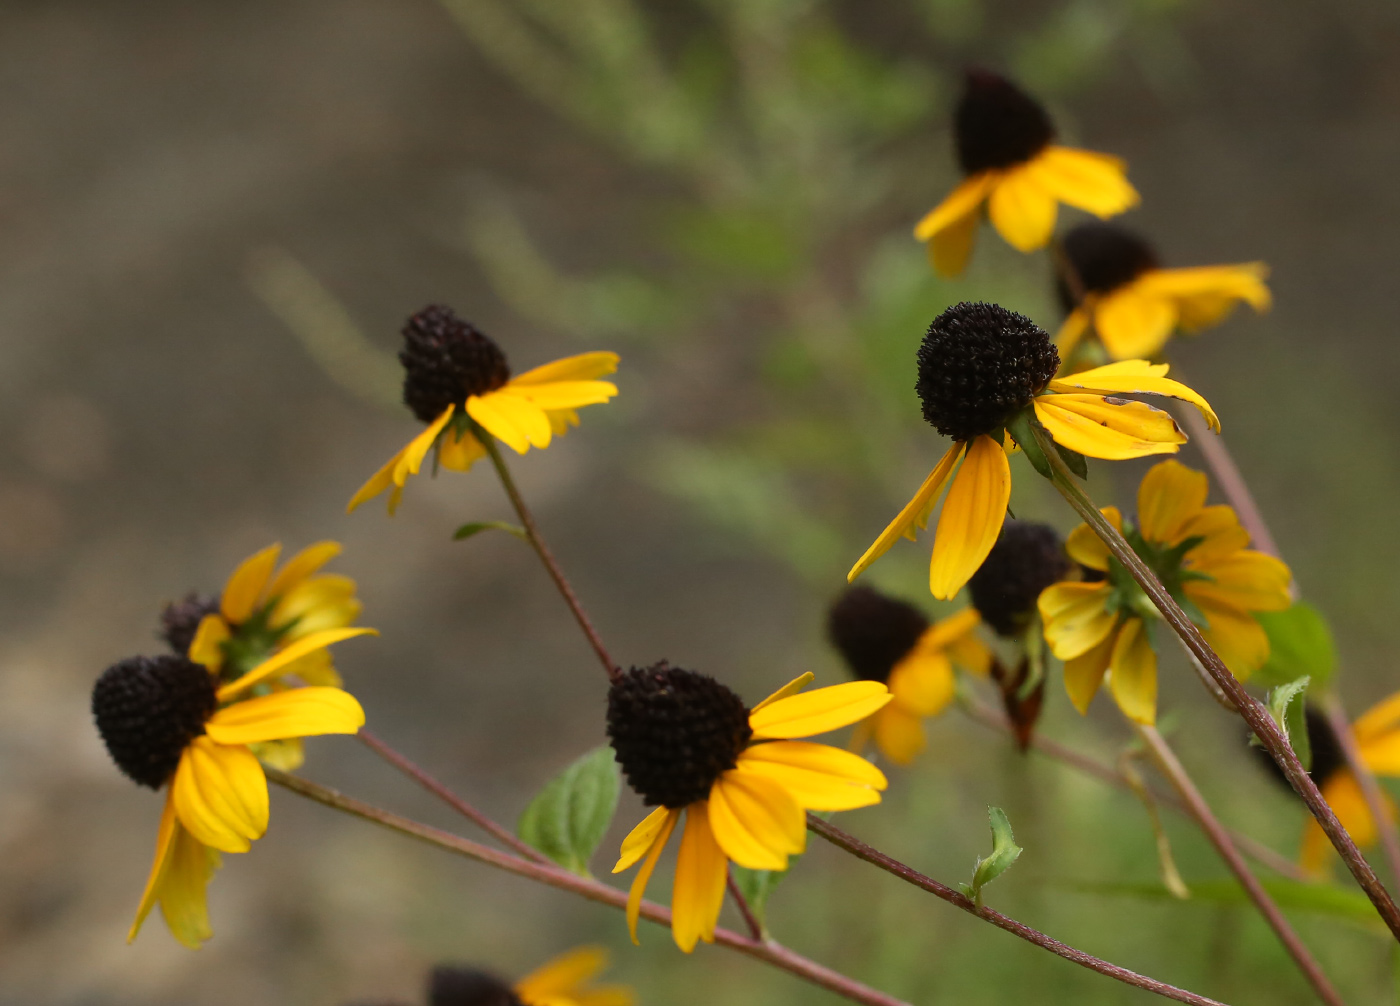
[607,663,890,952]
[413,946,633,1006]
[827,586,989,764]
[1055,222,1271,362]
[92,630,372,947]
[968,520,1072,639]
[916,70,1138,277]
[848,302,1218,601]
[1038,459,1291,724]
[349,306,619,514]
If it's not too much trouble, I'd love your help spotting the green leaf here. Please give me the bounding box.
[1006,411,1051,480]
[453,520,527,541]
[1053,440,1088,480]
[1266,676,1313,772]
[517,746,621,876]
[731,859,796,936]
[962,807,1023,907]
[1256,602,1337,688]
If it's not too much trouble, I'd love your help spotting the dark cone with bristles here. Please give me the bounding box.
[916,302,1059,443]
[429,967,523,1006]
[400,305,511,423]
[1253,706,1346,793]
[159,592,220,657]
[92,655,217,788]
[1056,222,1160,313]
[955,70,1055,175]
[607,662,752,809]
[969,521,1072,638]
[827,586,928,684]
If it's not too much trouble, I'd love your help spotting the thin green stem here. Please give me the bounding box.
[1030,422,1400,943]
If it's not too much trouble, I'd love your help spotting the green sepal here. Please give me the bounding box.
[1006,410,1052,480]
[517,746,621,876]
[1053,440,1088,480]
[454,520,528,541]
[960,806,1023,908]
[1255,602,1337,688]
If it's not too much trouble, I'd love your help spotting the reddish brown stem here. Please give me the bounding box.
[727,869,766,941]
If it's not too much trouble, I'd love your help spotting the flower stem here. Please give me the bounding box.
[267,769,909,1006]
[727,869,766,941]
[1134,724,1346,1006]
[1029,422,1400,943]
[806,815,1229,1006]
[479,433,619,682]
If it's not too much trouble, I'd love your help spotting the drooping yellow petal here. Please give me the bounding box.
[913,172,997,242]
[1064,506,1122,570]
[872,704,926,765]
[171,738,269,853]
[347,447,405,514]
[511,351,620,386]
[748,681,892,740]
[1063,623,1117,715]
[263,541,341,605]
[1178,505,1251,563]
[1189,552,1293,613]
[1187,593,1270,680]
[220,544,282,624]
[1137,460,1209,545]
[1137,264,1271,331]
[614,806,675,874]
[847,442,963,582]
[1093,284,1178,360]
[468,391,552,453]
[987,164,1058,252]
[157,820,221,949]
[1033,395,1185,460]
[128,793,180,944]
[1030,146,1139,218]
[736,741,887,810]
[1359,731,1400,777]
[670,804,728,953]
[1038,581,1116,659]
[888,648,955,718]
[929,434,1011,600]
[438,426,488,471]
[188,613,230,671]
[1047,360,1219,433]
[499,380,618,411]
[514,946,608,999]
[751,672,815,713]
[205,687,365,745]
[1054,307,1092,359]
[707,769,806,871]
[217,627,378,701]
[1107,617,1157,725]
[623,808,677,945]
[920,606,982,650]
[928,205,982,278]
[349,407,456,514]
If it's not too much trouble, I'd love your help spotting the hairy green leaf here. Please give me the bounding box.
[518,746,621,876]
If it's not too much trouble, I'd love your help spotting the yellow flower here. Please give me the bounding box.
[1038,460,1291,724]
[512,946,635,1006]
[828,587,990,764]
[1055,222,1271,362]
[849,303,1218,602]
[1298,697,1400,876]
[608,665,890,951]
[916,70,1137,277]
[92,631,373,947]
[348,305,618,514]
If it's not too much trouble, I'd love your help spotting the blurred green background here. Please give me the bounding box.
[3,0,1400,1002]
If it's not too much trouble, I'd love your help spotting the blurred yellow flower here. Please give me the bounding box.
[513,946,635,1006]
[1300,697,1400,876]
[1039,460,1291,724]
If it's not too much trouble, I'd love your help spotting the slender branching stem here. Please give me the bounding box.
[1134,725,1346,1005]
[727,870,766,942]
[806,815,1229,1006]
[1030,422,1400,942]
[268,769,909,1006]
[478,432,619,681]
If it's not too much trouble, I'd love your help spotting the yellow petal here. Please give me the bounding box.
[394,405,457,486]
[172,738,268,853]
[1359,731,1400,777]
[888,648,955,718]
[1038,581,1116,659]
[468,391,552,453]
[1137,459,1208,545]
[157,819,221,949]
[1189,552,1293,612]
[1136,263,1271,331]
[615,806,675,874]
[572,990,636,1006]
[1064,622,1117,715]
[515,946,608,999]
[347,446,406,514]
[206,687,365,745]
[847,442,962,582]
[928,205,982,278]
[1031,146,1139,217]
[919,606,982,650]
[1047,360,1219,433]
[671,803,728,953]
[929,434,1011,600]
[1064,506,1121,570]
[547,408,581,436]
[873,705,927,765]
[500,379,618,411]
[1177,505,1251,563]
[1353,691,1400,749]
[987,165,1057,252]
[1187,593,1270,680]
[511,351,620,386]
[1302,773,1385,876]
[1054,307,1092,360]
[1033,395,1185,461]
[707,769,806,871]
[947,632,993,676]
[188,613,230,671]
[913,172,996,242]
[250,737,306,772]
[1094,284,1178,360]
[1108,617,1157,725]
[439,426,488,471]
[623,808,677,945]
[220,544,282,624]
[751,671,815,713]
[263,541,342,604]
[128,793,181,944]
[748,681,892,740]
[269,573,357,630]
[736,741,887,810]
[217,627,377,701]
